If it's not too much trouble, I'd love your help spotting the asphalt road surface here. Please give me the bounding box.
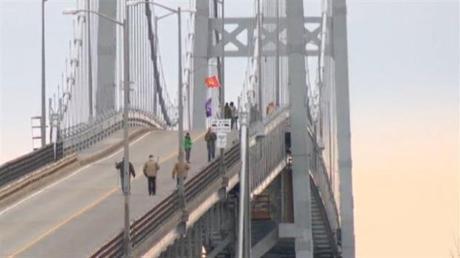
[0,129,226,258]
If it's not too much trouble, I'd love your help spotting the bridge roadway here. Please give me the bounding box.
[0,129,235,258]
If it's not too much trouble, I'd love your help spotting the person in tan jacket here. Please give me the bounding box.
[143,154,160,195]
[171,159,190,186]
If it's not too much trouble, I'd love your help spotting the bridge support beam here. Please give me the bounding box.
[96,0,117,116]
[286,0,314,257]
[332,0,355,257]
[192,0,210,130]
[251,227,279,258]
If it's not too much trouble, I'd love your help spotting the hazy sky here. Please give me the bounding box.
[0,0,459,257]
[347,1,459,257]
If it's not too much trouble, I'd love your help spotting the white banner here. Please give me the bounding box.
[210,118,231,133]
[216,133,227,149]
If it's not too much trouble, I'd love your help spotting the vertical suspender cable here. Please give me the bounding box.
[144,3,173,125]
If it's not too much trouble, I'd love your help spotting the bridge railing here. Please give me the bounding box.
[0,109,165,188]
[311,155,340,234]
[0,143,63,187]
[249,107,289,192]
[308,130,340,237]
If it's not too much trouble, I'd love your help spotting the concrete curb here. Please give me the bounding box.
[0,154,79,209]
[0,128,152,210]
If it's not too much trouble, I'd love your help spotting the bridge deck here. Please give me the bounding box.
[0,129,234,258]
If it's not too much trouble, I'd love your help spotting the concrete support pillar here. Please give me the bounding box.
[96,0,117,115]
[286,0,314,257]
[192,0,210,130]
[172,240,178,257]
[332,1,355,257]
[179,237,184,258]
[194,224,202,257]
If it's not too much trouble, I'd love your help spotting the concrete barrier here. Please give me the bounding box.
[0,154,79,208]
[0,128,152,209]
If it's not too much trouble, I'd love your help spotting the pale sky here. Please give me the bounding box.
[0,0,459,257]
[347,1,459,257]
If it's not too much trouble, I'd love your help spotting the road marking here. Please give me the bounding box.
[7,131,205,257]
[0,130,153,217]
[7,188,117,258]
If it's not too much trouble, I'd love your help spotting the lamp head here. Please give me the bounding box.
[62,9,79,15]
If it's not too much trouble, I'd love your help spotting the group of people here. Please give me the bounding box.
[114,126,225,195]
[114,100,241,196]
[115,153,190,196]
[224,102,238,130]
[182,128,219,163]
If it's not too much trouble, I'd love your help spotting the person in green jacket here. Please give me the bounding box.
[184,132,192,163]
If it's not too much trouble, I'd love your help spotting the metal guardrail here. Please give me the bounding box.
[310,176,340,257]
[0,143,63,188]
[90,144,241,258]
[249,108,289,191]
[63,109,166,155]
[307,130,340,235]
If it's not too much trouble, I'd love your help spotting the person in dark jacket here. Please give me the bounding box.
[115,158,136,192]
[230,102,238,130]
[204,127,217,162]
[184,132,192,163]
[224,102,232,120]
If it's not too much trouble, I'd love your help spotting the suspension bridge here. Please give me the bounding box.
[0,0,354,257]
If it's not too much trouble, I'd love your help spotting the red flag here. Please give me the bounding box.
[205,75,221,88]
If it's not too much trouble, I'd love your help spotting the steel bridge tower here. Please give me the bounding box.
[190,0,355,257]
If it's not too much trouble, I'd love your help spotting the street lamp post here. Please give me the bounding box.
[63,8,131,257]
[41,0,47,147]
[86,0,93,120]
[257,0,263,117]
[217,0,228,201]
[275,0,280,107]
[237,81,251,258]
[153,17,158,116]
[122,5,131,257]
[127,1,195,224]
[177,7,186,214]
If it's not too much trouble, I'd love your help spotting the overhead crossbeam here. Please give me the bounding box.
[251,227,279,258]
[206,235,233,258]
[208,17,327,57]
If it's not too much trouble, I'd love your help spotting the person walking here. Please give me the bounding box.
[204,127,217,162]
[224,102,232,120]
[143,154,160,195]
[115,158,136,192]
[230,102,238,130]
[172,160,190,186]
[184,132,192,163]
